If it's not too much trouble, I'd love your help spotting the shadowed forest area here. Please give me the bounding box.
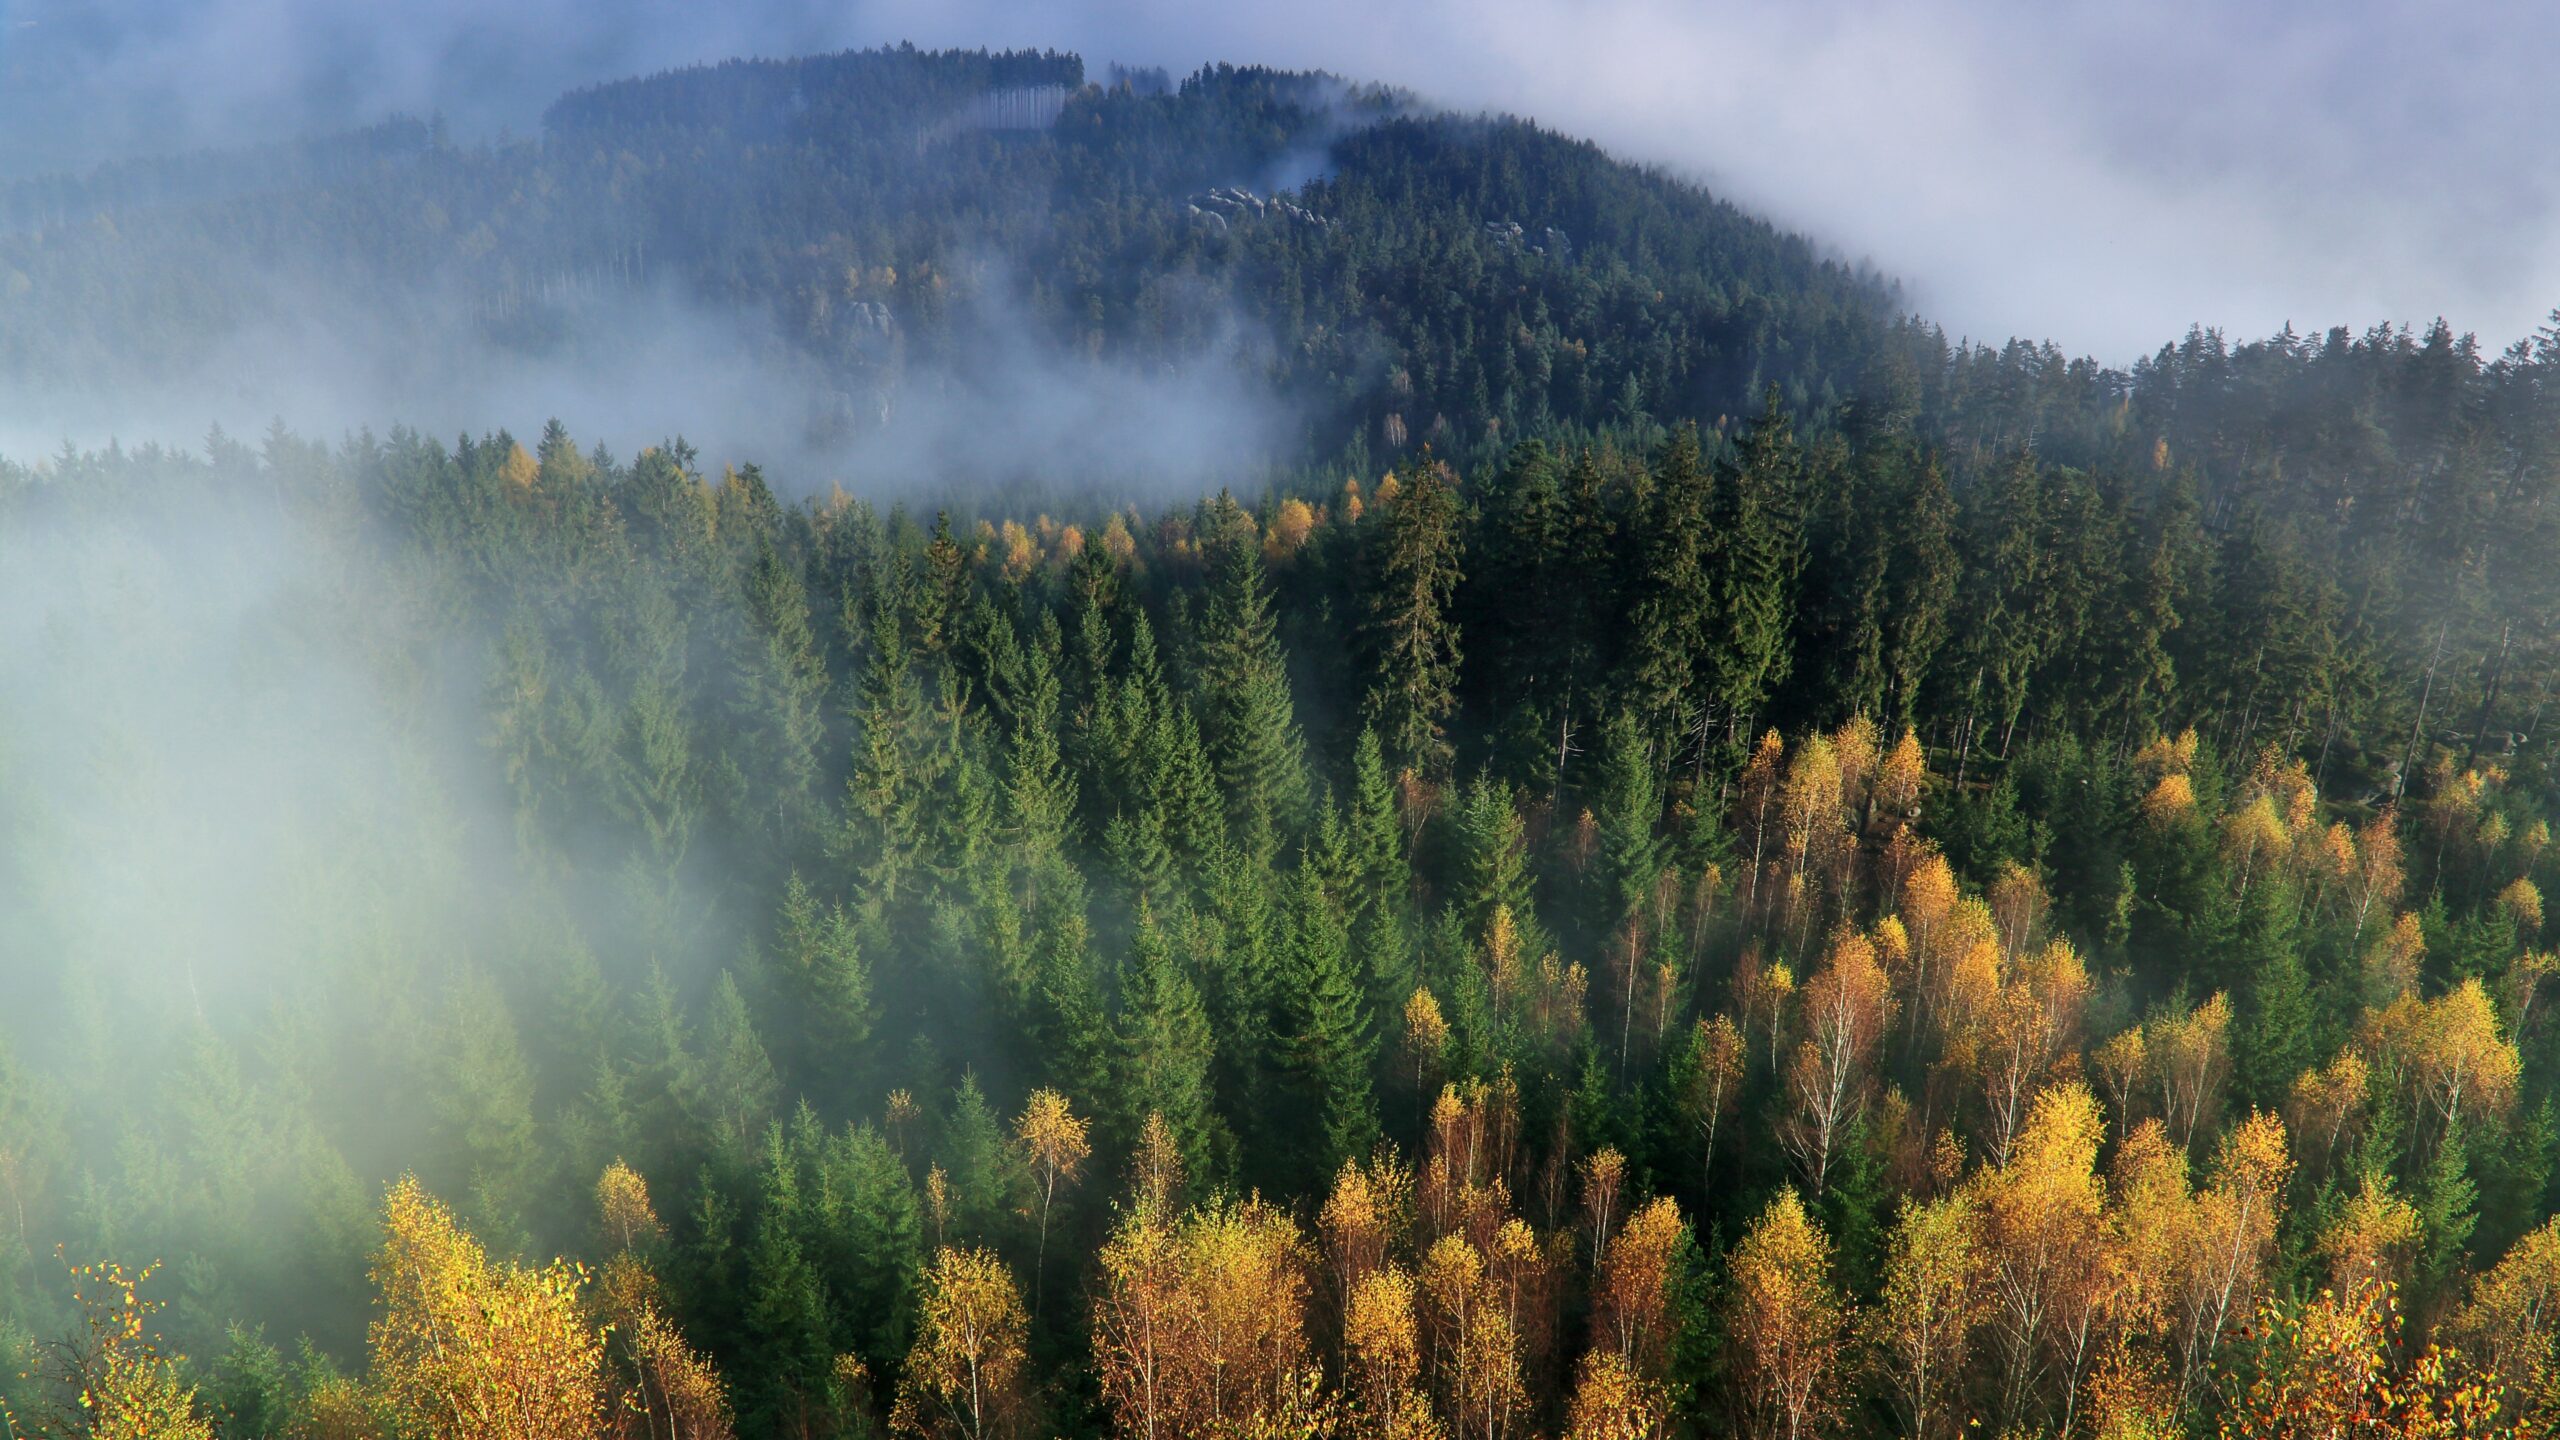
[9,42,2560,1440]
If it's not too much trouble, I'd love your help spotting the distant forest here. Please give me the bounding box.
[8,43,2560,1440]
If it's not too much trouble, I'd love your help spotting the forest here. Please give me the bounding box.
[9,41,2560,1440]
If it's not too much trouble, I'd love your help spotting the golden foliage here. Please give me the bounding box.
[1419,1233,1529,1440]
[1015,1089,1092,1192]
[1871,1191,1989,1440]
[1266,499,1318,562]
[2287,1049,2372,1176]
[2219,1282,2516,1440]
[499,442,539,492]
[1780,926,1897,1193]
[2364,911,2429,1006]
[2448,1214,2560,1420]
[1727,1188,1842,1440]
[2319,1173,2421,1293]
[2503,878,2547,938]
[597,1160,661,1254]
[599,1262,734,1440]
[1561,1349,1667,1440]
[1092,1197,1314,1440]
[2140,773,2197,825]
[1592,1197,1684,1379]
[1130,1112,1186,1217]
[369,1175,609,1440]
[2363,978,2523,1136]
[1875,727,1929,823]
[2152,993,2234,1148]
[8,1260,216,1440]
[893,1247,1029,1440]
[1324,1153,1416,1307]
[1343,1265,1429,1428]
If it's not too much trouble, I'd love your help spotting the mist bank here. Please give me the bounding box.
[4,273,1300,503]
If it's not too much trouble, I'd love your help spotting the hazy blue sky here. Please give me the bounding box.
[5,0,2550,361]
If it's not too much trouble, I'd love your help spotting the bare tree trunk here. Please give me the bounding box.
[2397,623,2450,800]
[2467,621,2514,766]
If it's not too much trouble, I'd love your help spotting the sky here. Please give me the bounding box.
[1,0,2553,363]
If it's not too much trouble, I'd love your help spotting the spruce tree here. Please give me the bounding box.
[1192,493,1311,861]
[731,538,830,849]
[1281,865,1379,1188]
[1591,710,1665,933]
[843,607,935,909]
[1453,770,1533,931]
[1364,463,1465,778]
[1003,630,1078,871]
[1115,901,1224,1194]
[772,873,875,1106]
[1702,393,1806,755]
[697,972,781,1165]
[740,1143,836,1438]
[1623,425,1713,760]
[941,1074,1021,1246]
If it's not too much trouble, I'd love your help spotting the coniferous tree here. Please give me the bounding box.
[1364,463,1465,778]
[1702,393,1807,760]
[1114,901,1225,1193]
[1623,425,1714,762]
[1280,864,1379,1191]
[771,874,876,1107]
[729,538,831,856]
[1192,493,1311,862]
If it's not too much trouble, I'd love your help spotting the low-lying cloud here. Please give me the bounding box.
[5,267,1296,502]
[12,0,2550,362]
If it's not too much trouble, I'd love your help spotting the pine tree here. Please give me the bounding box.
[2418,1121,2481,1305]
[2240,934,2316,1110]
[1591,710,1664,933]
[741,1148,837,1439]
[1031,875,1113,1103]
[941,1075,1022,1247]
[1454,771,1533,931]
[429,970,541,1246]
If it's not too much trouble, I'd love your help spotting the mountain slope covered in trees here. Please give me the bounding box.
[6,41,2560,1440]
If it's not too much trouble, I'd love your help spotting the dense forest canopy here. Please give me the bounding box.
[7,40,2560,1440]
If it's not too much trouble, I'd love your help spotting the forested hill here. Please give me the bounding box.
[15,39,2560,1440]
[0,45,1895,475]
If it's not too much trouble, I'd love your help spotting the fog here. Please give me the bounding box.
[4,268,1298,504]
[10,0,2552,361]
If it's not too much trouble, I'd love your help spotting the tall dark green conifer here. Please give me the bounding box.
[772,874,875,1105]
[1701,393,1806,754]
[1115,901,1224,1194]
[730,539,830,851]
[1624,425,1713,758]
[1364,464,1465,778]
[1192,495,1311,862]
[1280,865,1378,1188]
[843,607,935,909]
